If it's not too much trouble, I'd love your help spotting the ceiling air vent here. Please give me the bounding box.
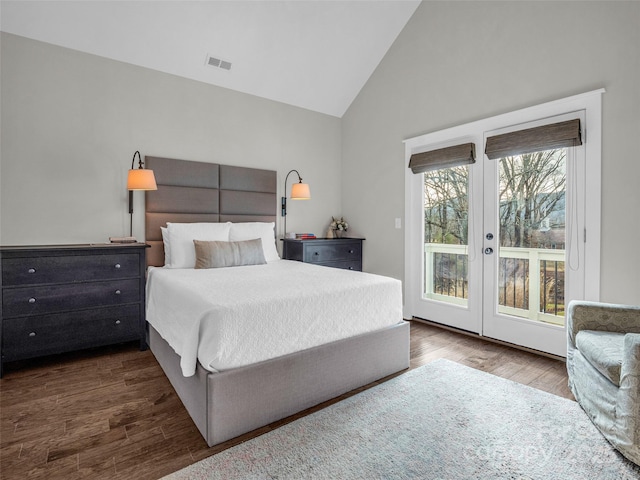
[206,55,232,71]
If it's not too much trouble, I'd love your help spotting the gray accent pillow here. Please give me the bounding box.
[194,238,267,269]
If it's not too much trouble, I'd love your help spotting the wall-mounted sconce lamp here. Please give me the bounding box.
[281,169,310,237]
[127,151,157,237]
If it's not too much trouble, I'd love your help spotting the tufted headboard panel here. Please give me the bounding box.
[144,156,277,267]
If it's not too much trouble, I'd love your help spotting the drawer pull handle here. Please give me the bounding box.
[115,290,122,295]
[115,263,121,269]
[28,297,36,304]
[348,249,354,254]
[28,268,36,274]
[29,332,36,337]
[314,252,319,256]
[349,266,354,270]
[115,320,121,325]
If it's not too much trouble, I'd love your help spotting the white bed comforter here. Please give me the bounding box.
[146,260,402,377]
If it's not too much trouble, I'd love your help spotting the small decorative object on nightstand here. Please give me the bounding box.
[329,216,349,238]
[0,243,148,377]
[282,237,364,271]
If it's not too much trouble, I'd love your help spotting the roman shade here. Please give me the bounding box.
[408,143,476,174]
[485,119,582,160]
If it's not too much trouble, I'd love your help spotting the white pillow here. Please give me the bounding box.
[160,226,171,266]
[229,222,280,262]
[166,222,231,268]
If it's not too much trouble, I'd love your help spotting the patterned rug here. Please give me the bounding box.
[163,359,640,479]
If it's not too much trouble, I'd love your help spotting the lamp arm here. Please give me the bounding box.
[129,150,144,216]
[131,150,143,170]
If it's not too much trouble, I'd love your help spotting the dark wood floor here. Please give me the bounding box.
[0,320,573,479]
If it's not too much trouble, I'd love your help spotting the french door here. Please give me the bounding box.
[405,153,483,334]
[404,92,603,357]
[481,114,584,356]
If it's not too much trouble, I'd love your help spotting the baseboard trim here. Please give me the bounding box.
[409,317,566,362]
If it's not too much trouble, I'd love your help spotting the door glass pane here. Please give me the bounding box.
[423,166,469,306]
[497,149,566,325]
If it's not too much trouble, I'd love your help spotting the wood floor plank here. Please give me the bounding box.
[46,425,129,463]
[64,416,112,444]
[77,457,119,480]
[111,433,192,474]
[107,399,164,430]
[0,320,575,479]
[9,439,49,471]
[36,453,81,478]
[0,383,52,408]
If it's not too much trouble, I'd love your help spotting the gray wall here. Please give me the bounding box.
[1,32,341,246]
[2,2,639,304]
[342,1,640,304]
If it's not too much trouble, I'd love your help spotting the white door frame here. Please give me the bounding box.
[403,89,604,356]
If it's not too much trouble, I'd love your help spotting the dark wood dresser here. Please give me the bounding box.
[0,243,148,377]
[282,238,364,271]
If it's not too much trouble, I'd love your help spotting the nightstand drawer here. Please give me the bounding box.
[304,243,362,264]
[2,279,140,318]
[2,253,139,286]
[321,259,363,271]
[282,238,364,272]
[2,305,140,361]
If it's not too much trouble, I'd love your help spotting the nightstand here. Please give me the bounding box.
[0,243,148,377]
[282,238,364,271]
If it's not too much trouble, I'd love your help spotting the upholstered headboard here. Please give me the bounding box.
[144,156,277,267]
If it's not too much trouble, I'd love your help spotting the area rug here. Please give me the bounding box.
[163,359,640,479]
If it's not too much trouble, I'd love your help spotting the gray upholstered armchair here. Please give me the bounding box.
[566,300,640,465]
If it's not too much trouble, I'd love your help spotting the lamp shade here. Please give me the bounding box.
[290,182,310,199]
[127,169,157,191]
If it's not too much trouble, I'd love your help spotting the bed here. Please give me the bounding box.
[144,156,410,447]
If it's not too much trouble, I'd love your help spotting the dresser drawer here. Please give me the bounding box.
[2,305,140,361]
[2,253,139,286]
[0,243,148,376]
[304,242,362,264]
[2,278,140,318]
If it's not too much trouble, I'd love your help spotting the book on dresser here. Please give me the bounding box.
[281,237,364,271]
[0,243,148,377]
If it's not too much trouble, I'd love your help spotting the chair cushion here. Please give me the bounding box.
[575,330,624,386]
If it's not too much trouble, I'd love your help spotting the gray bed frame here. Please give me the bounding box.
[144,156,410,447]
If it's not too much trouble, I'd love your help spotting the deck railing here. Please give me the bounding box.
[424,243,565,325]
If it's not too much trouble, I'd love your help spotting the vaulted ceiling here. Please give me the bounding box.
[0,0,421,117]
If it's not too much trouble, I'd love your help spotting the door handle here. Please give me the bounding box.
[484,247,494,255]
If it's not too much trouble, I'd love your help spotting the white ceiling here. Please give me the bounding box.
[0,0,420,117]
